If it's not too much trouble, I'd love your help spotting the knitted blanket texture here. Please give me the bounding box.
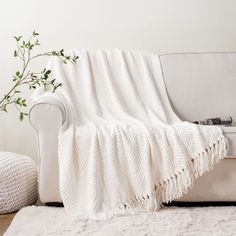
[33,49,228,219]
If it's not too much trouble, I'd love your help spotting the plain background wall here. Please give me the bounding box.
[1,0,236,162]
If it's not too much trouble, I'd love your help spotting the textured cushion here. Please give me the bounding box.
[0,152,38,214]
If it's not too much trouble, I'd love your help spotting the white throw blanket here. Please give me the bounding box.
[33,49,228,219]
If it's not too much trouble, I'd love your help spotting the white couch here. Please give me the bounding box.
[30,52,236,204]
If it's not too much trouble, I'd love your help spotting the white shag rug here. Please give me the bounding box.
[5,206,236,236]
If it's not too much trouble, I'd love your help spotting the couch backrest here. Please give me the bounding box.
[160,53,236,125]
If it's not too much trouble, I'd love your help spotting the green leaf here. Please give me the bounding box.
[14,36,22,42]
[19,112,28,121]
[16,97,21,104]
[35,39,40,45]
[52,82,62,92]
[33,30,39,36]
[52,51,58,56]
[45,70,51,75]
[44,75,48,80]
[19,112,24,121]
[14,50,18,57]
[16,71,20,77]
[60,49,64,56]
[1,105,8,113]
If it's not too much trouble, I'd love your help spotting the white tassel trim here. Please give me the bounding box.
[71,135,228,221]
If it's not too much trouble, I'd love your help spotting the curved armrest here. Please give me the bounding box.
[29,96,66,129]
[29,96,65,203]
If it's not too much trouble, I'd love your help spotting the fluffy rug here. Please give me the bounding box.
[5,206,236,236]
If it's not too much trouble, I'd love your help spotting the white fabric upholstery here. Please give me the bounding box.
[159,53,236,125]
[30,52,236,204]
[160,53,236,156]
[180,159,236,201]
[30,97,63,203]
[222,126,236,156]
[0,152,38,214]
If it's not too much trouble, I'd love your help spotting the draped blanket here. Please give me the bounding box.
[33,49,228,219]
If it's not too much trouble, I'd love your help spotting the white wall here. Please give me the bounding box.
[1,0,236,161]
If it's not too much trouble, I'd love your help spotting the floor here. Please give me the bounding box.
[0,213,16,236]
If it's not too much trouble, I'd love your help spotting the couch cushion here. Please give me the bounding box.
[160,53,236,156]
[159,53,236,125]
[222,126,236,156]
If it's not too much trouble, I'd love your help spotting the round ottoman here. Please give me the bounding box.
[0,152,38,214]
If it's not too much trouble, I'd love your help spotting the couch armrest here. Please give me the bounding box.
[30,96,66,128]
[29,97,65,203]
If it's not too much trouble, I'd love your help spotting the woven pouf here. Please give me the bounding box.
[0,152,38,214]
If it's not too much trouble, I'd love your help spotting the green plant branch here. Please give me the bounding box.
[0,31,79,121]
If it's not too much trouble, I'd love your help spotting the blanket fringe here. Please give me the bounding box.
[72,135,228,221]
[115,135,228,217]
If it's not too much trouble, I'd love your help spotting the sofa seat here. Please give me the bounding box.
[178,158,236,202]
[222,126,236,156]
[177,126,236,202]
